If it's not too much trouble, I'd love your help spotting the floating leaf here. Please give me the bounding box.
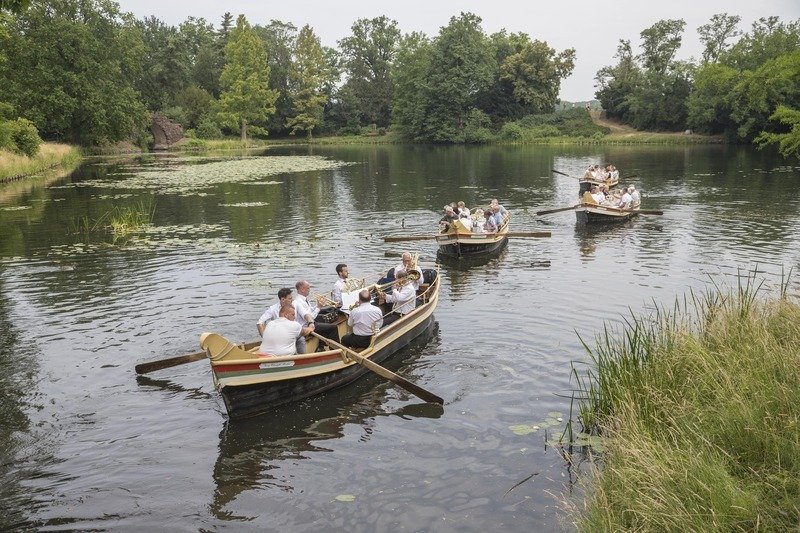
[509,424,539,435]
[335,494,356,502]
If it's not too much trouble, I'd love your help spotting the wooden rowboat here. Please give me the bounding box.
[435,216,509,258]
[199,267,441,419]
[575,203,639,224]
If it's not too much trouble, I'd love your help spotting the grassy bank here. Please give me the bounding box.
[0,143,82,183]
[572,280,800,531]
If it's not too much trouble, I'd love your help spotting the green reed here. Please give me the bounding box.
[571,272,800,531]
[69,199,155,240]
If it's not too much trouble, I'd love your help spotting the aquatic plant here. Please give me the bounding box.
[569,272,800,531]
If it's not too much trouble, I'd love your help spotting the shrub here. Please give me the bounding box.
[0,120,13,150]
[527,125,561,138]
[161,106,190,128]
[11,118,42,157]
[196,119,222,139]
[499,122,525,141]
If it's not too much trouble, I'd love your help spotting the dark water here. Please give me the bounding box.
[1,144,798,531]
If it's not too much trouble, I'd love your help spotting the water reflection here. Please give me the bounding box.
[209,322,442,520]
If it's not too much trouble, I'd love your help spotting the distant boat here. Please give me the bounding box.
[435,215,510,258]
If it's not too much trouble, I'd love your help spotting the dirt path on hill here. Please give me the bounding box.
[588,109,639,134]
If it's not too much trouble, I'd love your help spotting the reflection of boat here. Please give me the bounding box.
[575,204,638,224]
[210,324,442,516]
[435,216,509,258]
[200,266,440,419]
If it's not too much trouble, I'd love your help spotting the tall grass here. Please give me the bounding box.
[0,143,81,182]
[69,199,155,240]
[571,275,800,531]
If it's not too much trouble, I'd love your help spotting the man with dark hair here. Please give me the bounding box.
[342,289,383,348]
[257,287,294,336]
[332,263,349,305]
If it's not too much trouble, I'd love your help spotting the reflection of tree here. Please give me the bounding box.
[0,273,41,530]
[208,322,442,520]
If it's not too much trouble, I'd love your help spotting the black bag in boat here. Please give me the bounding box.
[422,269,437,285]
[316,307,339,323]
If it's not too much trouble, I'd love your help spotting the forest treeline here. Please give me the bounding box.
[0,1,799,156]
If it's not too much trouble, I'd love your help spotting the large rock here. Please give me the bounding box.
[151,112,184,150]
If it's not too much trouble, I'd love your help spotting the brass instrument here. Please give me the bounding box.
[347,270,422,310]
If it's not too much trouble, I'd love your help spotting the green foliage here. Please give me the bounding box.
[755,105,800,158]
[722,16,800,71]
[336,16,401,129]
[161,106,190,128]
[462,108,495,143]
[574,281,800,531]
[286,25,336,138]
[254,20,297,135]
[595,40,641,123]
[217,15,279,141]
[638,19,685,74]
[0,0,148,146]
[686,63,738,134]
[195,118,222,139]
[499,39,575,114]
[9,118,41,156]
[174,85,213,128]
[698,13,741,63]
[499,121,524,141]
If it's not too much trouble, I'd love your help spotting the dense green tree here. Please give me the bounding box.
[254,20,297,135]
[723,16,800,71]
[0,0,147,145]
[286,24,334,138]
[0,0,29,14]
[698,13,741,63]
[174,85,213,128]
[217,15,278,141]
[755,105,800,158]
[626,64,693,131]
[594,40,641,122]
[499,38,575,113]
[136,16,191,110]
[389,31,431,139]
[686,63,738,134]
[639,19,685,74]
[337,16,401,128]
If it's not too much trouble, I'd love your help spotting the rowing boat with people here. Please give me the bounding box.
[575,203,639,224]
[435,215,509,258]
[198,266,441,419]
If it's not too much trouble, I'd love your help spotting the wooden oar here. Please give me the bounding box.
[620,208,663,215]
[536,205,579,216]
[552,169,579,179]
[310,332,443,405]
[384,231,549,242]
[135,341,260,375]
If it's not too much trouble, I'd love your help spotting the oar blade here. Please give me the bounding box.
[383,235,439,243]
[505,231,551,238]
[312,332,443,405]
[135,351,208,375]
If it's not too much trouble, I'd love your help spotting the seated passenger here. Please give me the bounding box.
[457,201,470,217]
[590,185,605,204]
[483,209,498,233]
[378,270,416,326]
[472,208,485,232]
[457,211,473,232]
[490,199,507,216]
[490,204,505,227]
[342,289,383,348]
[628,186,640,207]
[440,205,458,232]
[258,304,314,356]
[617,188,633,208]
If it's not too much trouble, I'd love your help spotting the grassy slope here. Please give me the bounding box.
[0,143,82,182]
[574,285,800,531]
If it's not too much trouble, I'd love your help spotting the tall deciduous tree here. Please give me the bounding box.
[255,20,297,135]
[698,13,741,63]
[595,40,641,122]
[499,39,575,113]
[286,24,334,139]
[217,14,278,141]
[639,19,685,74]
[338,16,401,128]
[390,31,431,139]
[0,0,147,145]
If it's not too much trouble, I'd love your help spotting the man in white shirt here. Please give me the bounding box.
[258,305,314,356]
[294,279,340,344]
[331,263,349,305]
[342,290,383,348]
[393,252,421,291]
[628,186,641,207]
[257,287,294,336]
[617,189,633,209]
[379,270,416,326]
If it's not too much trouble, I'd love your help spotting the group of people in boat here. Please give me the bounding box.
[583,184,641,209]
[583,164,619,183]
[256,253,428,356]
[439,198,508,234]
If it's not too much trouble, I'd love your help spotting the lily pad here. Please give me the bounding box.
[509,424,539,436]
[335,494,356,502]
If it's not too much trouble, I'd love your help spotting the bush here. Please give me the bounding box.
[196,119,222,139]
[527,125,561,138]
[162,106,190,128]
[11,118,42,157]
[0,120,13,150]
[499,122,525,141]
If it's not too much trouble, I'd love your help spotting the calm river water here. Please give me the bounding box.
[1,144,799,531]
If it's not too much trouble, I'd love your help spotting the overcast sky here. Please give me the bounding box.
[117,0,799,102]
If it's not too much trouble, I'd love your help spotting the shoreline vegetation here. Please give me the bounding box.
[570,278,800,531]
[0,143,81,184]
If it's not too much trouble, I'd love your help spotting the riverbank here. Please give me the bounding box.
[0,143,82,183]
[572,282,800,531]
